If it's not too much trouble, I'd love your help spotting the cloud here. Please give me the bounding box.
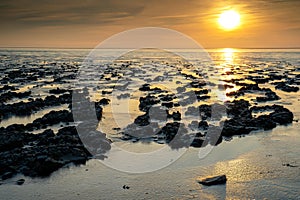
[0,0,299,47]
[0,0,145,26]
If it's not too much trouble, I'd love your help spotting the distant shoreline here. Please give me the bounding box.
[0,47,300,50]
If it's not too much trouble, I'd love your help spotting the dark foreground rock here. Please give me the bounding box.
[198,175,227,186]
[0,125,110,179]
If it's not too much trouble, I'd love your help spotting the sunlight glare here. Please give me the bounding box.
[223,48,234,62]
[218,10,241,30]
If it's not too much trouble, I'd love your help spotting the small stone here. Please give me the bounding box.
[198,175,227,186]
[122,185,130,189]
[16,179,25,185]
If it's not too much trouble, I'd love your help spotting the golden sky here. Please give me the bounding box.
[0,0,299,48]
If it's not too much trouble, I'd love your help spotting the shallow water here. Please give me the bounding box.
[1,126,298,200]
[0,48,299,199]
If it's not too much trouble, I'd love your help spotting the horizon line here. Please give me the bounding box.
[0,46,300,50]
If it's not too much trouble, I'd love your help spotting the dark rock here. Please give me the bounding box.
[198,121,209,130]
[275,83,299,92]
[49,87,68,94]
[197,95,210,101]
[16,179,25,185]
[31,158,65,177]
[222,118,251,137]
[222,102,293,137]
[251,105,293,125]
[94,102,103,120]
[270,109,293,124]
[101,90,112,95]
[155,123,191,149]
[134,113,150,126]
[139,84,151,91]
[239,83,261,91]
[0,128,28,152]
[0,93,72,118]
[282,163,298,167]
[0,123,110,179]
[226,99,251,119]
[0,85,16,92]
[117,93,130,99]
[167,111,181,121]
[250,115,276,130]
[226,90,244,97]
[162,102,173,108]
[31,110,73,128]
[256,90,280,102]
[98,98,110,105]
[139,95,160,112]
[190,138,205,148]
[160,94,174,102]
[122,185,130,189]
[1,171,14,180]
[39,129,55,138]
[269,74,286,80]
[199,105,212,119]
[0,91,31,103]
[194,89,209,95]
[190,81,206,88]
[186,105,212,120]
[198,175,227,186]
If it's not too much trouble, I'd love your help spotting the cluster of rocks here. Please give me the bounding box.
[0,126,91,178]
[0,85,16,92]
[226,83,280,102]
[0,109,73,136]
[0,91,112,180]
[221,100,293,137]
[120,82,217,147]
[0,91,31,103]
[1,61,79,87]
[0,122,110,180]
[0,93,72,119]
[49,87,70,94]
[275,82,299,92]
[121,86,294,149]
[1,55,298,181]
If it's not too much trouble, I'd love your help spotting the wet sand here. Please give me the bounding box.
[0,48,299,199]
[0,123,299,200]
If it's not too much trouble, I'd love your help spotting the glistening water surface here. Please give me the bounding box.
[0,48,299,199]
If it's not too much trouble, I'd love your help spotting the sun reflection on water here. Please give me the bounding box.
[215,48,239,102]
[224,48,234,62]
[222,48,237,63]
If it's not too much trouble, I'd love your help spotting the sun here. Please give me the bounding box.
[218,10,241,30]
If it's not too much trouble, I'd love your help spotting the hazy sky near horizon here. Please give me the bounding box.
[0,0,299,48]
